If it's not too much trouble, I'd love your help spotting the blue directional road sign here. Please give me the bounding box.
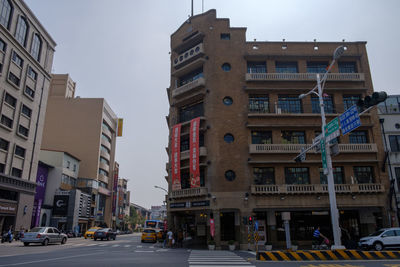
[340,105,361,135]
[254,220,259,231]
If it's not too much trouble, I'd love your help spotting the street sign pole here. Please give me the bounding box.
[317,74,343,249]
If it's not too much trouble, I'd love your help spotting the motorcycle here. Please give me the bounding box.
[1,232,12,243]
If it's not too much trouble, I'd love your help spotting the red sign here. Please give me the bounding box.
[190,117,200,188]
[171,124,181,191]
[210,218,215,237]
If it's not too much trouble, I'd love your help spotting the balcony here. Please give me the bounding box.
[170,187,208,199]
[172,77,205,98]
[173,43,204,69]
[180,147,207,160]
[251,183,384,195]
[249,143,377,154]
[245,73,365,82]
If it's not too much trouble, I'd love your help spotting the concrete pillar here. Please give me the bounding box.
[212,209,221,249]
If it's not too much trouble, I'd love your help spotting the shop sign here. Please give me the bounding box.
[0,202,17,214]
[191,200,210,207]
[171,124,182,190]
[53,195,69,216]
[210,218,215,237]
[190,117,200,188]
[170,202,186,209]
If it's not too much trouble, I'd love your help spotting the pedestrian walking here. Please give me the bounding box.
[162,231,167,248]
[167,229,173,248]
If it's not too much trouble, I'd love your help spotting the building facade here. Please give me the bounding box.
[41,74,118,228]
[166,10,389,249]
[0,0,56,233]
[150,205,167,220]
[116,178,130,228]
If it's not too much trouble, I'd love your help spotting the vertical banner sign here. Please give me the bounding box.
[117,118,123,137]
[172,124,181,191]
[210,218,215,238]
[112,164,119,215]
[190,117,201,188]
[31,165,49,228]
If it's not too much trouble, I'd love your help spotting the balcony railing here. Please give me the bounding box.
[248,103,361,115]
[170,187,208,199]
[249,143,377,154]
[245,73,365,82]
[251,183,384,195]
[172,77,205,98]
[180,147,207,160]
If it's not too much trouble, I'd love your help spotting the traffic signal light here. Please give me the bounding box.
[248,216,253,225]
[357,91,387,109]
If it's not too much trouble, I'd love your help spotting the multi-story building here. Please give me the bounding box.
[378,95,400,225]
[150,205,166,220]
[130,203,150,222]
[166,10,389,249]
[41,74,118,228]
[0,0,56,233]
[116,178,130,228]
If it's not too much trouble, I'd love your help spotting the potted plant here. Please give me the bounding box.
[291,241,298,251]
[264,242,272,251]
[208,240,216,250]
[228,240,235,251]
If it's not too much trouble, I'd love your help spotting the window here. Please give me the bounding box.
[395,167,400,190]
[338,62,357,73]
[27,66,37,80]
[178,67,203,86]
[11,51,23,68]
[66,161,70,169]
[311,95,335,114]
[285,167,309,184]
[100,157,109,165]
[21,105,31,118]
[0,37,6,52]
[61,174,76,186]
[24,86,35,99]
[251,131,272,144]
[353,166,374,183]
[225,170,236,181]
[349,131,368,144]
[15,16,28,46]
[101,133,111,143]
[14,145,25,158]
[8,72,19,86]
[247,61,266,73]
[378,96,400,114]
[100,145,110,154]
[223,97,233,106]
[0,0,12,29]
[320,167,344,184]
[220,33,230,40]
[0,137,8,151]
[0,115,12,128]
[0,188,17,200]
[31,34,41,61]
[224,133,234,143]
[4,92,16,107]
[179,102,203,123]
[389,135,400,152]
[102,121,112,132]
[18,125,28,137]
[253,167,275,185]
[221,63,231,72]
[278,95,302,113]
[343,95,361,112]
[11,167,22,178]
[275,62,298,73]
[249,95,269,113]
[46,228,54,234]
[281,131,305,144]
[99,168,108,176]
[306,61,328,73]
[180,133,204,151]
[73,164,76,172]
[0,163,4,173]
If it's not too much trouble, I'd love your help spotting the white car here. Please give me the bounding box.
[359,228,400,251]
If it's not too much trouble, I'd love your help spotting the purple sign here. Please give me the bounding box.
[31,164,49,227]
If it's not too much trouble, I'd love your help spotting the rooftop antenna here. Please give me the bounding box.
[191,0,193,17]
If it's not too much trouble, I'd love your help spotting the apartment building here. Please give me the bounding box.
[0,0,56,233]
[116,178,130,228]
[41,74,118,228]
[166,10,389,249]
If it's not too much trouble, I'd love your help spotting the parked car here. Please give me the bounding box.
[141,228,157,243]
[93,228,116,241]
[84,227,102,239]
[21,227,67,246]
[359,228,400,251]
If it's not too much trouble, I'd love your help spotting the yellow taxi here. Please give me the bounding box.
[84,227,102,239]
[141,228,157,243]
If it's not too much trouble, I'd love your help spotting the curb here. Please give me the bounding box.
[257,250,400,261]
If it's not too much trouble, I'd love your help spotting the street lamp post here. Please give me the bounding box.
[299,46,345,250]
[154,185,168,194]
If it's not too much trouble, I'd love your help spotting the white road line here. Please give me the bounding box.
[134,250,154,253]
[99,244,107,247]
[72,243,84,246]
[156,249,169,252]
[124,245,130,247]
[0,252,103,266]
[149,246,154,248]
[137,245,143,248]
[111,244,120,247]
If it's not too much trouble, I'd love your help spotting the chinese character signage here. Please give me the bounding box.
[171,124,181,191]
[190,117,200,188]
[31,164,49,227]
[117,118,123,137]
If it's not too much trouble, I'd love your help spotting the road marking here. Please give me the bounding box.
[112,244,120,247]
[149,246,154,248]
[134,250,154,253]
[188,250,254,266]
[156,249,169,252]
[0,252,103,266]
[99,244,107,247]
[86,244,97,247]
[137,245,143,248]
[124,245,130,248]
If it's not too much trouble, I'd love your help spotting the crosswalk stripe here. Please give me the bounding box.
[112,244,120,247]
[86,244,97,247]
[137,245,143,248]
[188,250,253,266]
[99,244,107,247]
[124,245,130,248]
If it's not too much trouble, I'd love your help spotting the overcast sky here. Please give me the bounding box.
[25,0,399,209]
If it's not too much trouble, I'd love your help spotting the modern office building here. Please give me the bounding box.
[116,178,130,228]
[0,0,56,233]
[41,74,118,228]
[166,10,389,249]
[378,95,400,226]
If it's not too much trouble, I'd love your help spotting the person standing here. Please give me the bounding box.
[167,229,173,248]
[7,226,13,243]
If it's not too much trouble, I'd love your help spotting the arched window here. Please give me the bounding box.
[31,33,41,61]
[15,16,28,46]
[41,213,47,227]
[0,0,12,29]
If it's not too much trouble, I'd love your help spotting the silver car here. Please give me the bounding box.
[21,227,67,246]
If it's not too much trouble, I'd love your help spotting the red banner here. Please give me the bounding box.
[190,118,201,188]
[210,219,215,237]
[171,124,181,191]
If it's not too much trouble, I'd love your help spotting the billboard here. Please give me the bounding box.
[31,164,49,227]
[53,195,69,216]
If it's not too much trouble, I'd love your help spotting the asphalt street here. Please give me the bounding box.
[1,233,400,266]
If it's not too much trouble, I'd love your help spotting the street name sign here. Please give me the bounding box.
[321,138,328,175]
[340,105,361,135]
[325,117,340,142]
